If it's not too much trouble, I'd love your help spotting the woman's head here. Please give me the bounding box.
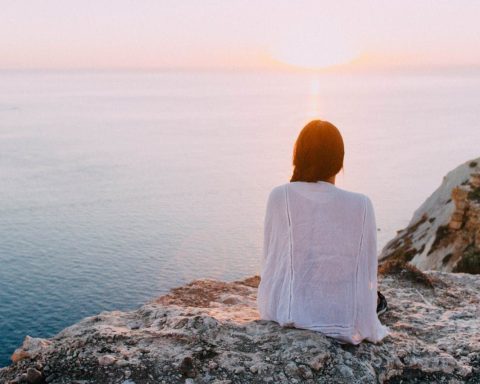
[290,120,344,182]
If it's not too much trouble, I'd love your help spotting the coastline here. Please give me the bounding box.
[2,158,480,382]
[1,270,479,383]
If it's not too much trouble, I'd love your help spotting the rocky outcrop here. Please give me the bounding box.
[1,269,479,384]
[380,158,480,273]
[2,157,480,383]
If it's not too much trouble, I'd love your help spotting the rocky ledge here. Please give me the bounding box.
[1,264,479,384]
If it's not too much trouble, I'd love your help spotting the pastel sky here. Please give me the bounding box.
[1,0,480,70]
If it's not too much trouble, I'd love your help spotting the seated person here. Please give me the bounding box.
[257,120,389,344]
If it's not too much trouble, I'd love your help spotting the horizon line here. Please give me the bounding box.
[1,64,480,75]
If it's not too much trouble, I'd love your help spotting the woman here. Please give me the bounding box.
[257,120,389,344]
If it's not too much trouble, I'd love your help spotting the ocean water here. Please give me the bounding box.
[1,70,479,366]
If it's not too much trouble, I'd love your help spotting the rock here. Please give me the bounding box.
[115,359,129,367]
[98,355,117,366]
[308,352,329,370]
[298,364,313,379]
[249,362,269,374]
[0,272,479,383]
[126,321,142,330]
[233,367,245,374]
[380,157,480,273]
[11,336,51,363]
[284,361,298,377]
[338,364,354,378]
[25,368,43,384]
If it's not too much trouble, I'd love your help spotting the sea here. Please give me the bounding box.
[1,69,479,366]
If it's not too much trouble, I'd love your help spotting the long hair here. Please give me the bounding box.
[290,120,344,182]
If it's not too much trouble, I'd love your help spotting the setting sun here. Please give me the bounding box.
[269,26,360,70]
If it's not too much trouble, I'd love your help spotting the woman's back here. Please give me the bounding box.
[257,181,389,344]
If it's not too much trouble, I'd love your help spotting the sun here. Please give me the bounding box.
[269,27,359,70]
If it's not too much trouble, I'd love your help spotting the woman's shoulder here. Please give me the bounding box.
[336,188,373,214]
[267,183,287,199]
[336,187,370,203]
[265,184,288,210]
[267,182,373,210]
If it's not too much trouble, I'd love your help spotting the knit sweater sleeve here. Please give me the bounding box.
[261,190,275,272]
[353,196,389,343]
[260,185,287,274]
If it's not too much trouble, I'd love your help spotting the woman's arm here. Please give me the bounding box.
[354,195,389,343]
[261,189,275,273]
[260,186,285,274]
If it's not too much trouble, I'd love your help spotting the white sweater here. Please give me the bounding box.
[257,181,389,344]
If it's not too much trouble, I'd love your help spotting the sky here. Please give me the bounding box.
[1,0,480,71]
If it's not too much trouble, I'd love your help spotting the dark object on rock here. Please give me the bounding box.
[26,368,43,384]
[178,356,196,378]
[376,291,388,315]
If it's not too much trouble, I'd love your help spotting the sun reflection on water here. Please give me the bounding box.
[306,77,322,119]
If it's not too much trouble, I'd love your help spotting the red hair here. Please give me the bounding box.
[290,120,344,182]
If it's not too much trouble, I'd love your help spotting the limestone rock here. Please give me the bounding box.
[380,157,480,273]
[97,355,116,366]
[1,272,479,383]
[11,336,51,363]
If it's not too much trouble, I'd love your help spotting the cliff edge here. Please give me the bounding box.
[380,157,480,273]
[1,267,479,384]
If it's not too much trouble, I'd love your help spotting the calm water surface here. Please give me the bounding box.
[1,70,479,366]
